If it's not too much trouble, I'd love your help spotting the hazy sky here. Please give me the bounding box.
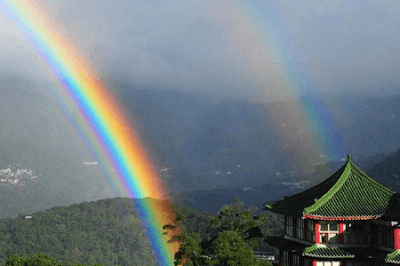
[1,0,399,100]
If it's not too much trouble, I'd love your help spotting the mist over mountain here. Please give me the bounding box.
[367,150,400,191]
[1,81,400,217]
[119,88,400,191]
[0,83,119,217]
[183,152,394,213]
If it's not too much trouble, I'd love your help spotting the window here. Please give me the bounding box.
[283,251,289,265]
[306,220,315,242]
[293,254,300,266]
[385,226,394,248]
[347,223,364,232]
[287,217,306,239]
[344,222,372,244]
[375,225,394,248]
[296,218,304,239]
[316,262,341,266]
[287,216,294,236]
[303,258,311,266]
[375,225,383,245]
[320,222,339,244]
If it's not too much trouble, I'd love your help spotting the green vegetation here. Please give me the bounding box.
[4,253,103,266]
[0,196,281,266]
[165,199,277,266]
[0,198,156,266]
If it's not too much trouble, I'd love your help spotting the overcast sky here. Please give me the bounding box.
[1,0,400,101]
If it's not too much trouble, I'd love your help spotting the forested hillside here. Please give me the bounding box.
[0,197,157,266]
[0,197,283,266]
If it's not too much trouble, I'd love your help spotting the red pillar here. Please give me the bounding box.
[314,220,320,244]
[394,227,400,249]
[312,260,317,266]
[339,222,345,243]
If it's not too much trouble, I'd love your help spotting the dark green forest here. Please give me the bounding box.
[166,199,281,266]
[3,253,104,266]
[0,198,156,266]
[0,197,282,266]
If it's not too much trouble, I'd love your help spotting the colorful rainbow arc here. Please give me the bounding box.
[0,0,178,265]
[0,0,348,264]
[221,0,346,163]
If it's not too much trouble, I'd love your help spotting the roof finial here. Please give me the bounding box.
[347,154,352,162]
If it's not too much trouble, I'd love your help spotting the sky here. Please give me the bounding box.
[1,0,400,101]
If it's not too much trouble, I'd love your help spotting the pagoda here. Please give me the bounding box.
[264,155,400,266]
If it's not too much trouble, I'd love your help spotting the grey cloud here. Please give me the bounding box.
[1,0,400,98]
[280,0,400,94]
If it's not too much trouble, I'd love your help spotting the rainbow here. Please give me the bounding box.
[208,0,347,166]
[0,0,348,264]
[0,0,178,265]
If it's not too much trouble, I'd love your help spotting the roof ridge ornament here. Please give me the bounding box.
[347,154,352,162]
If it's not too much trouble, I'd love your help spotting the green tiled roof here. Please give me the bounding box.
[302,245,355,259]
[265,155,395,220]
[386,250,400,264]
[266,236,396,263]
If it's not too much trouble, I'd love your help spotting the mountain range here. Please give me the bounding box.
[119,88,400,191]
[1,81,400,216]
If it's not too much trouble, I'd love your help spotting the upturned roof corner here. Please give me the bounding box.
[266,155,397,220]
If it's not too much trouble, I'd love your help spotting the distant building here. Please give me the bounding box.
[265,155,400,266]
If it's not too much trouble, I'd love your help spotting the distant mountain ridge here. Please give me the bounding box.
[120,89,400,190]
[367,149,400,191]
[2,81,400,217]
[184,152,394,213]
